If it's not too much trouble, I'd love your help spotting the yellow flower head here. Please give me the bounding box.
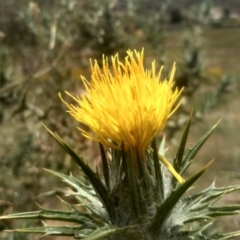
[61,49,183,154]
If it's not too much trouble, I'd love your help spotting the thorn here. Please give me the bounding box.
[204,159,214,169]
[35,202,42,208]
[213,118,221,129]
[41,220,47,227]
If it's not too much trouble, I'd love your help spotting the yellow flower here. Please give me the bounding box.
[61,49,183,155]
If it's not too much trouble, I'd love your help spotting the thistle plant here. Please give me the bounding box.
[2,49,240,240]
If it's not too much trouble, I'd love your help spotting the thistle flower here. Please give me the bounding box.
[2,50,240,240]
[60,49,184,183]
[61,49,183,155]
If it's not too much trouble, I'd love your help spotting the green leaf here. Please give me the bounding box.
[180,120,220,175]
[173,113,192,186]
[185,183,240,205]
[180,183,240,227]
[43,169,108,219]
[209,230,240,240]
[0,204,104,226]
[6,225,81,237]
[180,228,240,240]
[149,160,213,236]
[81,225,137,240]
[208,205,240,217]
[43,125,116,223]
[44,169,102,208]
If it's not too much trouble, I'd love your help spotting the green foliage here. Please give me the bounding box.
[2,118,240,239]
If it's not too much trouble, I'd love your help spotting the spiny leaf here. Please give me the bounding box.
[0,207,102,225]
[44,169,101,208]
[180,184,240,226]
[6,225,84,237]
[81,225,137,240]
[180,120,220,175]
[209,230,240,240]
[173,112,192,174]
[208,205,240,217]
[183,215,213,223]
[177,221,214,239]
[43,125,116,223]
[149,160,213,236]
[185,184,240,206]
[18,220,136,240]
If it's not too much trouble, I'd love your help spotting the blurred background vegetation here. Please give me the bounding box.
[0,0,240,239]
